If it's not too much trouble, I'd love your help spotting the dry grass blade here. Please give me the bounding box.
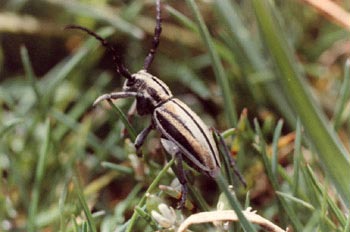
[300,0,350,29]
[0,12,60,35]
[177,208,287,232]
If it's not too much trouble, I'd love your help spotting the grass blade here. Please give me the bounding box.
[186,0,237,126]
[101,161,133,174]
[333,58,350,130]
[165,5,197,32]
[216,0,297,127]
[305,165,346,227]
[254,119,303,231]
[107,100,136,141]
[292,119,302,195]
[20,46,41,103]
[275,191,314,210]
[272,119,283,176]
[345,216,350,232]
[43,27,115,101]
[0,118,24,138]
[125,158,175,232]
[28,119,51,232]
[215,173,257,232]
[251,0,350,207]
[47,0,143,39]
[73,176,97,232]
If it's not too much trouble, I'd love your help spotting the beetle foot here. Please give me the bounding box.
[176,184,188,209]
[136,149,143,157]
[93,94,111,107]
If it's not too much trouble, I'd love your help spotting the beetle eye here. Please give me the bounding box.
[126,78,136,86]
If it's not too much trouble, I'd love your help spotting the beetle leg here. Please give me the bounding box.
[213,128,247,188]
[160,138,188,208]
[160,138,179,157]
[175,152,188,209]
[93,92,139,107]
[127,100,137,122]
[134,122,154,156]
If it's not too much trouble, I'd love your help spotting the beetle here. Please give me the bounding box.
[66,0,245,208]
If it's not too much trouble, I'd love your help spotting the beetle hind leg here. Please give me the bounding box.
[213,128,247,188]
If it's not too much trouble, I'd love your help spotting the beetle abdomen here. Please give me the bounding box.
[153,98,221,177]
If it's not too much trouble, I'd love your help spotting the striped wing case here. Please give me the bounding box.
[154,98,221,177]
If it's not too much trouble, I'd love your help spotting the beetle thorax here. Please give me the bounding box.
[123,70,173,115]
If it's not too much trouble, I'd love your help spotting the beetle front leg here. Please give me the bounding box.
[93,92,139,106]
[134,122,154,156]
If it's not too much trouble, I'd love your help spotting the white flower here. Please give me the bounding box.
[151,203,177,228]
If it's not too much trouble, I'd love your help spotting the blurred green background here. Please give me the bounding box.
[1,0,350,231]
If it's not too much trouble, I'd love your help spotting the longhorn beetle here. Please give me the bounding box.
[66,0,245,208]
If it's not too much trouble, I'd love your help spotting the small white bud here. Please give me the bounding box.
[151,203,176,228]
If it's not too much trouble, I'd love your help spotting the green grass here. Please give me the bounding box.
[1,0,350,231]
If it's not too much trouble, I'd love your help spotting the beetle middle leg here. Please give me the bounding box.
[174,152,188,208]
[161,138,188,208]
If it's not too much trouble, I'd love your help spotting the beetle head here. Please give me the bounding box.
[123,70,173,99]
[122,70,173,115]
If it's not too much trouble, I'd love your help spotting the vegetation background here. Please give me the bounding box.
[1,0,349,231]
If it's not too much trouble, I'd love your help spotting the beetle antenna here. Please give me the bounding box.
[143,0,162,71]
[65,25,133,80]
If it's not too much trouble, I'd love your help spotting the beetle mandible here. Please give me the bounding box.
[66,0,245,208]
